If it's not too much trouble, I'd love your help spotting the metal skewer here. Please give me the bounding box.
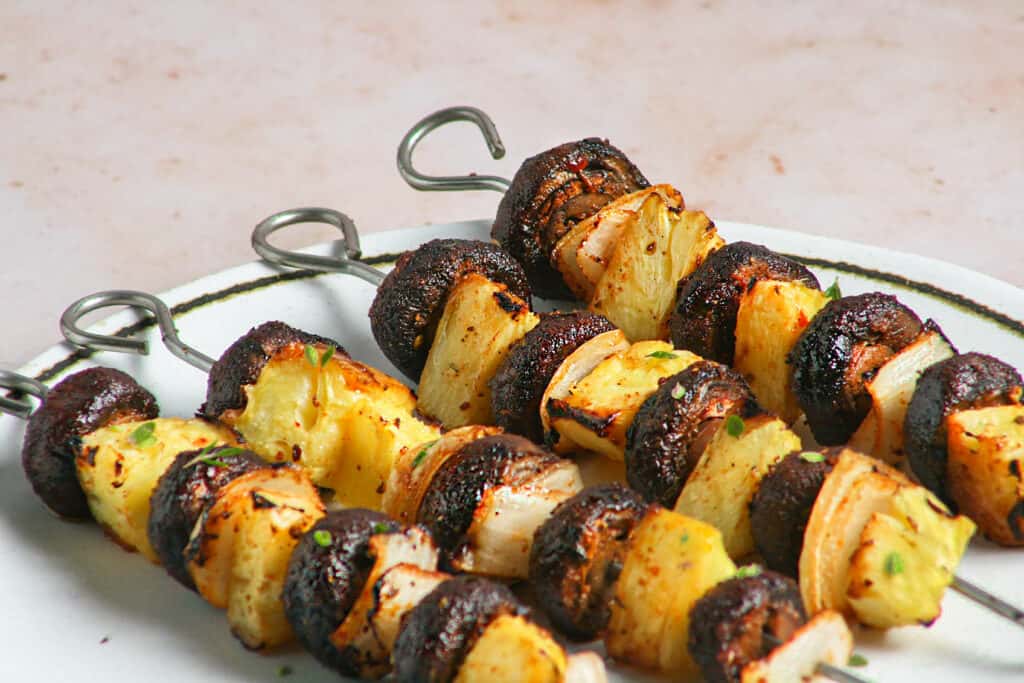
[0,370,48,419]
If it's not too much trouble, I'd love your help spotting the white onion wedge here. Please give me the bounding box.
[740,610,853,683]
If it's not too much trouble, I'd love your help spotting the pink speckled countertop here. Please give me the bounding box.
[2,1,1022,369]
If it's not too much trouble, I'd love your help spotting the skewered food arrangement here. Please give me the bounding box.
[4,109,1023,683]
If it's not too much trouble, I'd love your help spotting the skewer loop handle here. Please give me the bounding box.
[0,370,48,419]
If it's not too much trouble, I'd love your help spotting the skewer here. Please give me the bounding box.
[0,369,47,418]
[761,633,869,683]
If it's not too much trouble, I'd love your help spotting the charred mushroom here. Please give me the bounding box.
[22,367,159,518]
[625,361,761,508]
[904,352,1023,506]
[148,445,267,589]
[788,292,925,445]
[492,139,649,299]
[669,242,819,365]
[368,239,531,381]
[529,483,648,641]
[688,571,807,683]
[749,449,841,577]
[490,311,616,441]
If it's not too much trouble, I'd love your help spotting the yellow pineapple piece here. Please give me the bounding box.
[946,404,1024,545]
[674,415,802,559]
[734,279,828,423]
[77,417,237,561]
[454,614,567,683]
[606,507,736,674]
[590,195,723,342]
[547,341,701,459]
[418,273,540,427]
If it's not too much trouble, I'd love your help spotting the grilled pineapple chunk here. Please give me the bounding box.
[454,614,567,683]
[541,329,631,453]
[947,404,1024,545]
[590,195,723,341]
[800,449,974,627]
[547,341,701,459]
[554,185,685,300]
[418,272,540,427]
[734,279,828,423]
[674,415,802,559]
[606,507,736,674]
[187,467,324,648]
[848,328,955,466]
[77,417,237,561]
[846,485,974,628]
[230,346,439,509]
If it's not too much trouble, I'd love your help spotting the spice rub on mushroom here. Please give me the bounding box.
[788,292,925,445]
[687,571,807,683]
[148,445,266,589]
[22,367,159,519]
[625,361,761,508]
[492,138,649,300]
[368,238,531,381]
[669,242,820,365]
[529,483,648,641]
[490,311,616,442]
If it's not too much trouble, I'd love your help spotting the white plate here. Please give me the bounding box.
[1,220,1022,682]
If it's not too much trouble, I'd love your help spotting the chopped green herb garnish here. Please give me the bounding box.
[884,552,905,576]
[671,383,685,400]
[201,457,229,468]
[216,446,244,459]
[304,344,319,366]
[312,529,333,547]
[799,451,825,463]
[725,414,745,438]
[847,653,869,667]
[824,278,842,301]
[372,522,392,535]
[734,564,763,579]
[320,344,336,367]
[680,533,690,544]
[129,422,157,448]
[277,664,293,677]
[647,350,678,360]
[412,440,438,469]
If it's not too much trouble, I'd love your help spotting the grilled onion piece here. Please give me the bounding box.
[589,195,723,341]
[75,417,236,561]
[149,445,266,589]
[418,272,540,427]
[490,311,615,442]
[186,465,324,649]
[546,340,701,460]
[606,507,736,674]
[493,138,649,299]
[368,238,531,380]
[554,184,684,300]
[626,360,760,508]
[738,610,853,683]
[670,242,820,365]
[687,571,807,683]
[789,292,925,445]
[674,414,802,559]
[530,483,648,640]
[947,404,1024,545]
[22,367,158,519]
[904,352,1023,506]
[733,279,829,422]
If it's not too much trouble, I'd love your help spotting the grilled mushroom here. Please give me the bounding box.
[391,575,528,683]
[625,361,761,508]
[749,449,841,577]
[148,445,267,589]
[493,138,649,299]
[669,242,819,365]
[490,311,616,441]
[201,320,345,420]
[368,239,531,381]
[529,483,648,641]
[22,367,159,518]
[688,571,807,683]
[905,352,1023,506]
[788,292,925,445]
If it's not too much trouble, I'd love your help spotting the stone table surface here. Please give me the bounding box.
[2,1,1022,370]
